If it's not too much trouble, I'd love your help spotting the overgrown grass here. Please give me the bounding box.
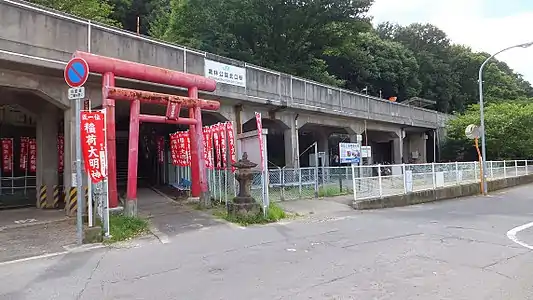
[318,185,351,197]
[105,214,149,244]
[213,202,288,226]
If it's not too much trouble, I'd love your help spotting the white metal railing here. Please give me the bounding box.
[165,160,533,204]
[351,160,532,201]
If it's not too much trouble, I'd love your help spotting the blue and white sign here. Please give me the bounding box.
[339,142,361,164]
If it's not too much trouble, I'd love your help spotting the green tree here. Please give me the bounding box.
[325,31,421,99]
[151,0,374,86]
[109,0,168,34]
[442,102,533,161]
[29,0,119,26]
[378,22,533,113]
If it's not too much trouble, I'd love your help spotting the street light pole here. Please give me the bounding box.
[478,42,533,195]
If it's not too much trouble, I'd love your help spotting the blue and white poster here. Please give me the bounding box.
[339,142,361,164]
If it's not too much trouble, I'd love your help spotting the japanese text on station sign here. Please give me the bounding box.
[80,111,107,183]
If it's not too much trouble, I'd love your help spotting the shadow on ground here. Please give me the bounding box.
[137,188,230,237]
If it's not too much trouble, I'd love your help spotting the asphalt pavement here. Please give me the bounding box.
[2,185,533,299]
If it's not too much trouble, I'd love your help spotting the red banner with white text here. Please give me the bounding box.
[58,135,64,172]
[28,138,36,173]
[203,127,212,169]
[170,133,179,166]
[19,137,29,172]
[225,122,237,173]
[156,136,164,164]
[184,131,191,166]
[212,124,221,170]
[218,123,227,170]
[1,138,13,173]
[80,111,107,183]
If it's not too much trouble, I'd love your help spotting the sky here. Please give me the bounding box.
[369,0,533,83]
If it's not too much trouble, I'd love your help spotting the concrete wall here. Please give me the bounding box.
[0,0,451,130]
[353,174,533,210]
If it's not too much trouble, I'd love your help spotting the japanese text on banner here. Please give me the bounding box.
[57,135,64,172]
[225,122,237,173]
[80,111,107,183]
[203,127,211,169]
[156,136,164,164]
[177,132,187,166]
[184,131,191,166]
[255,112,264,171]
[213,124,221,170]
[19,137,29,171]
[1,138,13,173]
[207,128,214,169]
[169,133,179,166]
[29,138,36,173]
[219,123,227,169]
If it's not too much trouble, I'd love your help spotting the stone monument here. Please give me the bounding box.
[228,152,261,217]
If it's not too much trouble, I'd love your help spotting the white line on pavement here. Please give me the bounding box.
[507,221,533,250]
[0,244,106,267]
[0,251,68,267]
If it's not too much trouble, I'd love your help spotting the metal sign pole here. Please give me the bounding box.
[75,97,84,245]
[103,109,110,238]
[64,57,90,245]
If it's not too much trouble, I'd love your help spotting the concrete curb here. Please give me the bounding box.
[353,174,533,210]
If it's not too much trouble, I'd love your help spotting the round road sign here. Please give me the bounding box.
[465,124,480,139]
[64,57,89,88]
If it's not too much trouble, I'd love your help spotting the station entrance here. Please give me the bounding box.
[0,88,64,210]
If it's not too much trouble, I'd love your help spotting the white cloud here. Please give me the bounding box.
[369,0,533,83]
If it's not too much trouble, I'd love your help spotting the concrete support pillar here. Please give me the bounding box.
[63,107,88,215]
[36,106,58,208]
[405,133,427,163]
[316,129,329,166]
[282,114,300,167]
[393,137,402,164]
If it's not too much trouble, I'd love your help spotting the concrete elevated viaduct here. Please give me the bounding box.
[0,0,450,209]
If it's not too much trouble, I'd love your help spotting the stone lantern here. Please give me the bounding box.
[228,152,261,216]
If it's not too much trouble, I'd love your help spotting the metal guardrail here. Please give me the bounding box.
[167,160,533,203]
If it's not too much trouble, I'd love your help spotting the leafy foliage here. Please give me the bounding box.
[29,0,119,26]
[442,102,533,161]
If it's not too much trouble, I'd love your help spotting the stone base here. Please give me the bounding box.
[124,199,138,217]
[227,197,261,217]
[109,206,124,215]
[83,225,103,244]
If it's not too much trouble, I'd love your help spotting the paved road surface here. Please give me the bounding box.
[2,185,533,299]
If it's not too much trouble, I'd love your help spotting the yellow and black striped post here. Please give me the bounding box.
[53,185,60,209]
[39,185,47,209]
[68,187,78,216]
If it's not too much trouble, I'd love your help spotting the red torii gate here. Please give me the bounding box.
[73,51,218,214]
